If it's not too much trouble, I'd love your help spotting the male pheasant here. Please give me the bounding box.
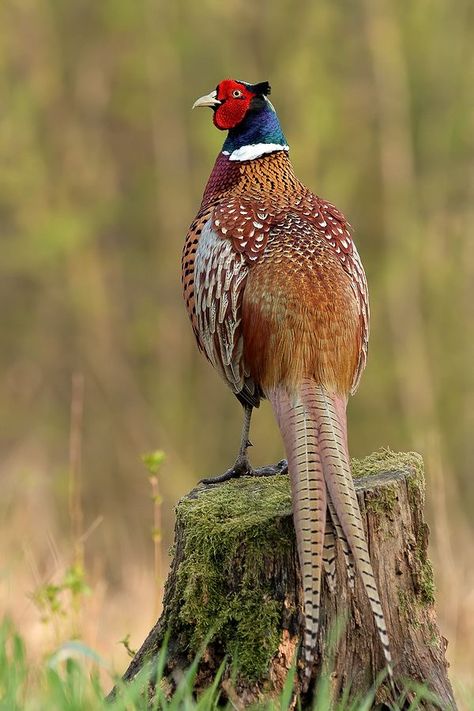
[182,79,394,689]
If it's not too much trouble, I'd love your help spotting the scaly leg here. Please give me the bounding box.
[200,404,288,485]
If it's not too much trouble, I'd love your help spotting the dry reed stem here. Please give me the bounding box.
[69,372,85,566]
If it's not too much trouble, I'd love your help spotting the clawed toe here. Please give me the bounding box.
[200,469,240,485]
[199,457,251,485]
[253,459,288,477]
[200,458,288,485]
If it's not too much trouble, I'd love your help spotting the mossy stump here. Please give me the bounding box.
[118,450,456,710]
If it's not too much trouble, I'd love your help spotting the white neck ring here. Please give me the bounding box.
[222,143,289,162]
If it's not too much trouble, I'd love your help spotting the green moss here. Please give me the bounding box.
[352,447,424,483]
[353,449,425,536]
[397,554,435,631]
[365,483,399,516]
[397,589,410,616]
[416,550,435,605]
[169,476,292,680]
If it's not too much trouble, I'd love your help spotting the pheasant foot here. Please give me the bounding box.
[200,458,288,485]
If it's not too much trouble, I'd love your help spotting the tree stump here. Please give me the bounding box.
[115,450,456,709]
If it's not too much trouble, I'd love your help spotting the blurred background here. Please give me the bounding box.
[0,0,473,694]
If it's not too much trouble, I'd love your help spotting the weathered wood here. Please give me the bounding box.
[115,450,456,710]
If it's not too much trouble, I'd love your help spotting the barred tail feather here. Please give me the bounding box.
[323,516,337,593]
[327,497,355,590]
[302,381,394,688]
[268,384,326,680]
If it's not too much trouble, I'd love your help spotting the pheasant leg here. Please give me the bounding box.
[200,405,288,485]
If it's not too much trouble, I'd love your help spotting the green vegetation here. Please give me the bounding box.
[173,477,292,679]
[351,449,424,482]
[416,555,435,607]
[354,449,422,521]
[0,617,224,711]
[32,564,91,626]
[0,618,448,711]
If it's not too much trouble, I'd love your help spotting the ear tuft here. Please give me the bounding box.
[250,81,271,96]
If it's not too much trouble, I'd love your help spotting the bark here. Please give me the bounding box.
[111,451,456,710]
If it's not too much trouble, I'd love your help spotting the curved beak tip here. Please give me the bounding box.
[192,90,220,110]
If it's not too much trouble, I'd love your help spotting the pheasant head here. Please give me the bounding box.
[193,78,287,161]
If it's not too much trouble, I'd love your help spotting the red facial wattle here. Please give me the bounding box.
[213,80,255,131]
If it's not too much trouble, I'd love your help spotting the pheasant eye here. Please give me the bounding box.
[232,89,243,98]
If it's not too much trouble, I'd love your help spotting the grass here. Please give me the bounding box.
[0,617,461,711]
[0,617,219,711]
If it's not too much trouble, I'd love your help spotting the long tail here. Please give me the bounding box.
[268,382,326,680]
[302,380,394,687]
[269,379,393,689]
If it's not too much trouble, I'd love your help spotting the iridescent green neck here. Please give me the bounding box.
[222,100,288,160]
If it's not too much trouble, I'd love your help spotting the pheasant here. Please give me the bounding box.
[182,79,394,690]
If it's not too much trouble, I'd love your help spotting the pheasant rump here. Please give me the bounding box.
[182,79,394,690]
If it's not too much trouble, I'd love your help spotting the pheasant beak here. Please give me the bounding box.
[192,90,221,110]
